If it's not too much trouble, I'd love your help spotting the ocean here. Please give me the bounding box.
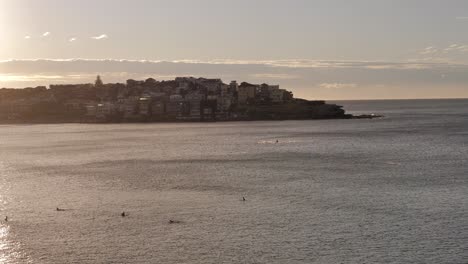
[0,99,467,263]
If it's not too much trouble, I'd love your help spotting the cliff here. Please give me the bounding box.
[0,77,357,123]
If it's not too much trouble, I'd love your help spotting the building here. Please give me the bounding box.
[63,99,92,111]
[229,81,238,91]
[185,91,204,119]
[268,85,285,103]
[166,94,184,118]
[218,85,233,114]
[96,102,117,120]
[256,84,271,104]
[237,82,257,105]
[200,79,222,93]
[119,96,140,119]
[151,99,165,118]
[84,103,97,117]
[49,84,94,101]
[138,97,151,116]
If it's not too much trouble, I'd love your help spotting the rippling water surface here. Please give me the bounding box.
[0,99,467,263]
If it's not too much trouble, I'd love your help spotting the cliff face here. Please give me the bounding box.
[0,79,352,123]
[238,100,349,121]
[0,99,349,123]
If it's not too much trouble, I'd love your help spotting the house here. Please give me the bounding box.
[166,94,184,118]
[120,96,140,119]
[237,82,257,105]
[268,85,285,103]
[185,91,204,119]
[96,102,117,120]
[138,97,151,116]
[151,99,165,118]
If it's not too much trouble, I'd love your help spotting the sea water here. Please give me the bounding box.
[0,99,467,263]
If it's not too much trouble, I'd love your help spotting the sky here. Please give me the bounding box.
[1,0,468,99]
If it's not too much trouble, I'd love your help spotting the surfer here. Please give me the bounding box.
[4,216,8,222]
[242,196,246,201]
[121,212,126,217]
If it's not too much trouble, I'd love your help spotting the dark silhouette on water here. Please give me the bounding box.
[4,216,7,222]
[276,140,279,143]
[121,212,126,217]
[56,207,65,211]
[169,219,182,224]
[242,197,246,201]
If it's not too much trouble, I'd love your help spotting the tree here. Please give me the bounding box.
[144,78,157,87]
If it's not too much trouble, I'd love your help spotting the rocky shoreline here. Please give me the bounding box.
[0,76,382,124]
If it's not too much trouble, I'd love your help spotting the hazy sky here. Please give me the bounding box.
[1,0,468,99]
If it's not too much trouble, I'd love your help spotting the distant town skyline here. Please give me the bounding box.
[1,0,468,99]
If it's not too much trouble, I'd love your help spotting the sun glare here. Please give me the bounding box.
[0,3,7,54]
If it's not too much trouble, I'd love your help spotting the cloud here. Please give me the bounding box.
[456,16,468,20]
[250,73,299,80]
[91,34,108,40]
[68,37,77,42]
[1,58,467,74]
[0,74,70,82]
[416,44,468,61]
[42,32,50,37]
[419,46,438,55]
[2,59,468,99]
[24,35,31,39]
[319,83,357,89]
[443,44,468,53]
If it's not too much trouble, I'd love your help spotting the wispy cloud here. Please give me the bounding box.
[419,46,439,55]
[0,74,69,82]
[0,58,463,71]
[416,44,468,62]
[250,73,299,80]
[24,35,31,39]
[91,34,108,40]
[68,37,77,42]
[2,59,468,99]
[42,32,50,37]
[443,44,468,53]
[319,83,357,89]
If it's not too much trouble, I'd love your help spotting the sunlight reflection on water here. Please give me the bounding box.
[0,162,26,264]
[0,163,11,263]
[0,225,10,262]
[0,103,467,263]
[0,224,29,264]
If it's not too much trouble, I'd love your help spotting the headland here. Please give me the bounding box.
[0,76,379,123]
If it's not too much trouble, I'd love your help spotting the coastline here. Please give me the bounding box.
[1,77,384,125]
[0,114,383,125]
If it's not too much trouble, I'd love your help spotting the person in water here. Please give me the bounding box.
[121,212,126,217]
[4,216,8,222]
[242,197,246,201]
